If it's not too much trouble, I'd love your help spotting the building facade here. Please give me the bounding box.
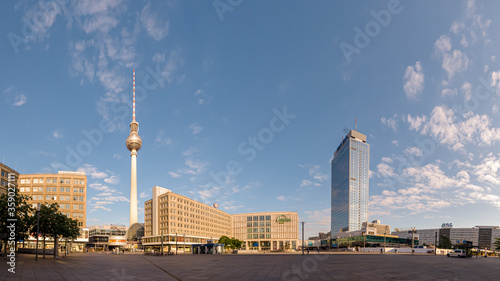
[331,130,370,234]
[392,226,500,250]
[143,186,233,252]
[88,225,127,250]
[0,162,19,195]
[233,212,299,251]
[18,171,87,227]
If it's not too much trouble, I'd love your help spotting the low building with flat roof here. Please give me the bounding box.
[233,212,299,251]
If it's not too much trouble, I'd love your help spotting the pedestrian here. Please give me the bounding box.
[306,248,309,254]
[380,248,383,254]
[395,249,397,254]
[317,247,319,253]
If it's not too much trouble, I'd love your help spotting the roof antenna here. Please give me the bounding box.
[355,117,357,131]
[133,69,136,122]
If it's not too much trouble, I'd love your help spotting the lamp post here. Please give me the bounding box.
[183,233,185,254]
[161,230,163,256]
[301,222,305,255]
[36,203,40,261]
[175,233,178,255]
[384,230,387,254]
[348,234,351,251]
[337,236,339,251]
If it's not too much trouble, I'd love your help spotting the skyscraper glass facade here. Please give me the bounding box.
[331,130,369,235]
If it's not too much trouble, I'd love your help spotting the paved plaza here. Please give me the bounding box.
[1,252,499,280]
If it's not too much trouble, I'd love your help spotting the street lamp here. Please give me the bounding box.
[36,203,40,261]
[384,230,387,254]
[183,233,185,254]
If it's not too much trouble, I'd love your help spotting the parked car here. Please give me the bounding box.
[447,249,466,258]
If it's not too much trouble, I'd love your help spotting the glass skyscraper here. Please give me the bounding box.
[331,130,370,235]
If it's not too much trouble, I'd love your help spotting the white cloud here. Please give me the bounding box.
[408,105,500,151]
[189,123,203,135]
[168,171,181,178]
[182,147,199,156]
[113,154,122,160]
[77,164,109,179]
[155,131,173,146]
[52,130,63,139]
[276,196,286,201]
[405,146,423,157]
[403,61,424,100]
[104,175,119,184]
[461,82,472,101]
[139,191,148,198]
[442,50,469,79]
[83,14,118,33]
[392,140,399,146]
[434,35,452,55]
[493,105,499,114]
[140,4,169,41]
[377,163,395,178]
[224,205,243,211]
[13,94,27,106]
[441,88,457,97]
[381,114,398,131]
[300,180,312,187]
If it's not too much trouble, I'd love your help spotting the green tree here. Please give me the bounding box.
[439,235,453,249]
[218,236,232,250]
[230,238,243,250]
[494,237,500,252]
[0,186,35,256]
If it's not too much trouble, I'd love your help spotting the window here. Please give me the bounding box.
[79,213,83,218]
[259,216,264,221]
[26,179,30,183]
[253,228,258,233]
[26,187,30,192]
[66,187,70,192]
[253,222,258,227]
[266,228,270,232]
[79,188,84,193]
[34,179,38,183]
[20,179,25,184]
[74,205,79,209]
[259,222,265,227]
[247,222,252,227]
[73,196,78,201]
[253,234,258,239]
[260,228,265,233]
[66,196,70,201]
[79,205,83,210]
[46,195,51,200]
[259,234,265,239]
[73,188,78,193]
[247,234,252,239]
[39,179,43,183]
[74,180,78,184]
[51,196,56,200]
[60,179,64,183]
[265,234,271,239]
[79,196,83,201]
[266,221,271,226]
[65,179,70,184]
[247,228,252,233]
[266,215,271,221]
[253,216,258,221]
[20,187,25,192]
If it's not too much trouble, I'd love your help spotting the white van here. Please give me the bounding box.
[447,249,466,258]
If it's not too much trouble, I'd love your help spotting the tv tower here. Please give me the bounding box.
[126,69,141,226]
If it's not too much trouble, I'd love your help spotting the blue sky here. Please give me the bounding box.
[2,0,500,237]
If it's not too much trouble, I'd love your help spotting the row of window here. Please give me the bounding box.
[247,228,271,233]
[21,187,85,193]
[247,234,272,239]
[20,179,85,185]
[247,215,272,222]
[31,195,84,201]
[247,221,271,227]
[1,170,15,177]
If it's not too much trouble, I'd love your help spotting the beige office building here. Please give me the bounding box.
[18,171,87,228]
[142,186,233,252]
[233,212,299,251]
[0,162,19,195]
